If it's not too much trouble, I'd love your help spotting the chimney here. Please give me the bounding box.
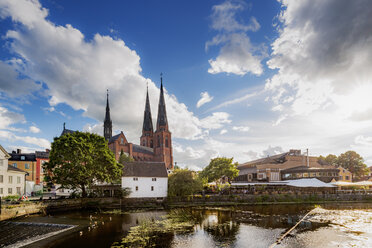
[17,149,21,154]
[46,149,50,153]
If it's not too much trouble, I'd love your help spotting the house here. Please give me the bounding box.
[0,145,27,197]
[236,149,340,183]
[8,149,37,183]
[121,162,168,198]
[337,166,352,182]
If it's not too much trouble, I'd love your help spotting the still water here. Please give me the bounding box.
[5,203,372,248]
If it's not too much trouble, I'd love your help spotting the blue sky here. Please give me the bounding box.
[0,0,372,169]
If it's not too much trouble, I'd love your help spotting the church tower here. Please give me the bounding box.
[140,85,154,148]
[104,90,112,141]
[154,74,173,169]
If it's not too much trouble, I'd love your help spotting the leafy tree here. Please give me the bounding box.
[337,151,368,180]
[118,150,134,164]
[318,154,338,166]
[168,169,203,197]
[200,157,239,183]
[44,132,122,197]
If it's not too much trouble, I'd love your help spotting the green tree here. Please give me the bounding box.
[168,169,203,197]
[44,132,122,197]
[318,154,338,166]
[337,151,368,180]
[118,150,134,164]
[200,157,239,183]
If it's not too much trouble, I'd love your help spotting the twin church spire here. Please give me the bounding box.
[103,74,169,141]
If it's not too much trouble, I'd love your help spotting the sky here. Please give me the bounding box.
[0,0,372,170]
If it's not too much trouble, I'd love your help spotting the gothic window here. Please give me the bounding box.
[120,138,124,144]
[157,135,160,147]
[165,136,169,147]
[150,140,153,148]
[142,140,146,146]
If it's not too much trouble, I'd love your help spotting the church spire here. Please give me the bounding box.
[156,73,168,131]
[104,89,112,140]
[142,84,154,133]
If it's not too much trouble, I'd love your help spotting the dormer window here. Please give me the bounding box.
[21,156,25,160]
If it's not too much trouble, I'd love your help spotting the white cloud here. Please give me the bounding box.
[199,112,231,130]
[220,129,228,135]
[0,0,224,143]
[354,135,372,147]
[206,1,266,76]
[0,130,50,149]
[232,126,250,132]
[29,125,40,133]
[0,105,25,130]
[196,92,213,108]
[208,91,258,111]
[0,61,41,97]
[266,0,372,119]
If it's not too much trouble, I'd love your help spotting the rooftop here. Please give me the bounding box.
[123,162,167,178]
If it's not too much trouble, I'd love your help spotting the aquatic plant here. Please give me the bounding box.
[111,209,196,248]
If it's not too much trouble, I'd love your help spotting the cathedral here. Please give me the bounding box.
[104,76,173,170]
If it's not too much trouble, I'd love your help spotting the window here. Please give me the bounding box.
[165,136,169,147]
[339,176,343,180]
[303,173,309,178]
[16,187,21,195]
[120,138,124,144]
[21,156,25,160]
[0,159,3,166]
[142,140,146,146]
[0,188,3,194]
[17,177,21,184]
[25,163,30,169]
[133,177,138,181]
[152,178,157,181]
[8,188,12,194]
[346,176,349,180]
[8,176,12,184]
[41,161,45,173]
[311,173,316,177]
[12,163,17,168]
[157,135,160,147]
[0,175,3,183]
[150,140,153,148]
[151,186,154,191]
[135,186,138,191]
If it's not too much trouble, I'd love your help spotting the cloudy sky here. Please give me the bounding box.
[0,0,371,169]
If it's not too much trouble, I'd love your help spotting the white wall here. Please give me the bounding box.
[122,176,168,198]
[0,149,26,197]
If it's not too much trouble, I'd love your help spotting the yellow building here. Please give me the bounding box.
[8,149,37,182]
[337,167,352,182]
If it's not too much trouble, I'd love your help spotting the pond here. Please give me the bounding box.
[3,203,372,248]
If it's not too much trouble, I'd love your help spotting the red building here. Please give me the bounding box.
[104,76,173,170]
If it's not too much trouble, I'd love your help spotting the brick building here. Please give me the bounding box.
[105,76,173,170]
[61,76,174,170]
[236,149,340,183]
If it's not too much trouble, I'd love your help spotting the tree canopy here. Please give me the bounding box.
[200,157,239,183]
[44,132,122,197]
[118,150,134,164]
[168,169,203,197]
[319,151,368,180]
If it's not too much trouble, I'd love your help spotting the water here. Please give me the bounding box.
[3,203,372,248]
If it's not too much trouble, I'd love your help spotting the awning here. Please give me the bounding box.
[283,178,336,188]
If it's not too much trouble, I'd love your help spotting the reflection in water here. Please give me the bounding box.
[5,203,372,248]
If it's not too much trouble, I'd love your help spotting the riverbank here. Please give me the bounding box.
[1,194,372,221]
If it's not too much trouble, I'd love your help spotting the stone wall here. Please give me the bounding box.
[0,198,119,221]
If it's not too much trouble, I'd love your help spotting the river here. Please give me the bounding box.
[1,202,372,248]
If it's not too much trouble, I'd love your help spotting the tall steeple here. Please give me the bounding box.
[140,84,154,148]
[142,85,154,133]
[104,89,112,141]
[156,73,168,131]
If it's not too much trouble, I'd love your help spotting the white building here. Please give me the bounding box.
[122,162,168,198]
[0,145,27,197]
